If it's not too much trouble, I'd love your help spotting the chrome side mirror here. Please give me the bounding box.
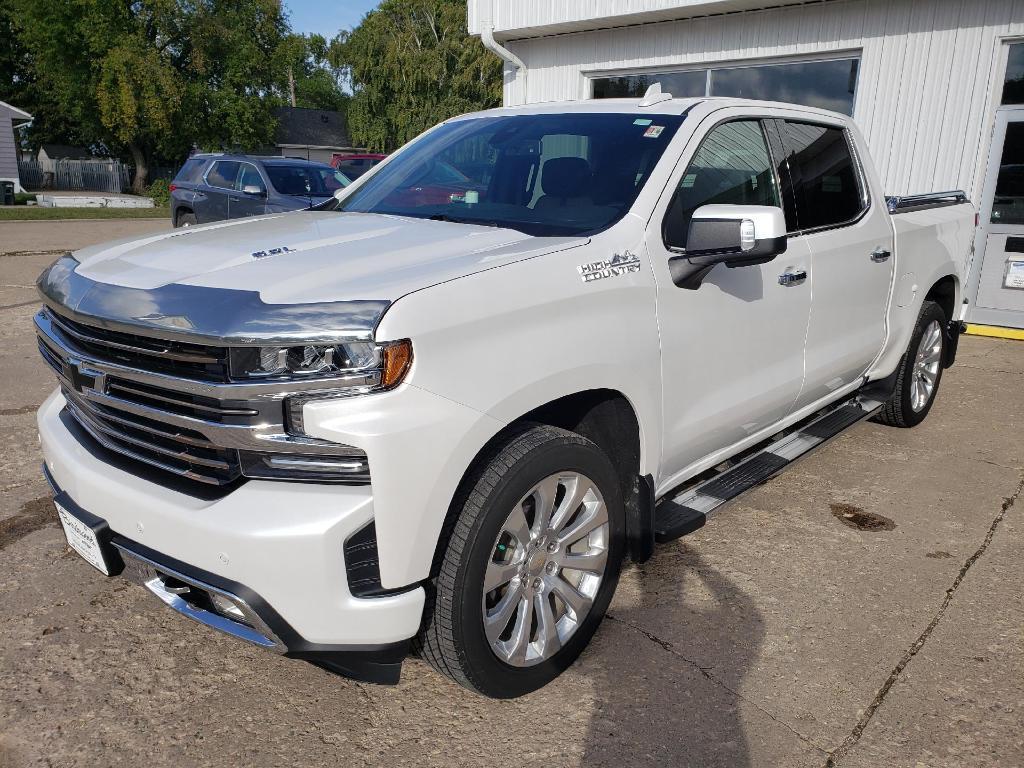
[669,204,788,289]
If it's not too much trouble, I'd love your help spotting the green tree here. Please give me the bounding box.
[276,32,349,113]
[8,0,292,193]
[331,0,502,152]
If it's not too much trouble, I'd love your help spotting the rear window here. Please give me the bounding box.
[173,158,207,184]
[782,122,864,230]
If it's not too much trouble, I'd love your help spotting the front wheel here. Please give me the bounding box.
[875,300,946,428]
[415,424,625,698]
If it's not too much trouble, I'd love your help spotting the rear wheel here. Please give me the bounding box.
[875,300,946,428]
[176,210,196,228]
[415,424,624,698]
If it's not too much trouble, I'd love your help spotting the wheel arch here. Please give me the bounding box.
[924,273,959,322]
[426,389,648,582]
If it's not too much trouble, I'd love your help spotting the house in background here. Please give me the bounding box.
[268,106,360,164]
[468,0,1024,331]
[0,100,32,194]
[37,144,95,167]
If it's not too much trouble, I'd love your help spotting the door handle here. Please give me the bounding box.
[871,247,891,262]
[778,269,807,286]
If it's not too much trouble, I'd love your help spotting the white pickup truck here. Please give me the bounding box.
[36,96,975,697]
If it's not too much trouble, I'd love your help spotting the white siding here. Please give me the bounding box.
[496,0,1024,201]
[468,0,809,37]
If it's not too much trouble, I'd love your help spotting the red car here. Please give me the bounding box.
[331,153,387,179]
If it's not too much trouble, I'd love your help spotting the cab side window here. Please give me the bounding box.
[664,120,780,249]
[782,122,864,230]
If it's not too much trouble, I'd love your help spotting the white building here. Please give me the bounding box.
[468,0,1024,331]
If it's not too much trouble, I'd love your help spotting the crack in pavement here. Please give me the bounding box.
[824,473,1023,767]
[605,613,829,755]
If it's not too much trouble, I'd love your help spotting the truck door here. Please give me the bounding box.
[648,115,813,482]
[778,120,894,411]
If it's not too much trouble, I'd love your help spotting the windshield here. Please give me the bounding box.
[266,165,350,197]
[338,113,685,236]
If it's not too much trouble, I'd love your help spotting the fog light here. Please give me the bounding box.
[209,592,247,623]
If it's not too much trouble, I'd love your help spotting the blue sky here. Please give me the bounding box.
[285,0,382,37]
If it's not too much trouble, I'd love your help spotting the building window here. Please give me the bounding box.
[1002,44,1024,104]
[591,57,860,116]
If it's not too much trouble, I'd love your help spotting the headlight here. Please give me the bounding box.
[229,340,387,378]
[230,339,413,438]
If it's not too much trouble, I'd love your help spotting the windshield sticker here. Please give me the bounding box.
[578,251,641,283]
[633,118,653,126]
[643,125,665,138]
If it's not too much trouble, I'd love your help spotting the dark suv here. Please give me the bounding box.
[169,154,351,227]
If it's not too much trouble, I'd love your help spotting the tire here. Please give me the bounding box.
[176,210,197,228]
[874,300,946,428]
[415,424,625,698]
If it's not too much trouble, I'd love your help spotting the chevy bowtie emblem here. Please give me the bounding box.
[251,245,295,259]
[62,356,107,394]
[577,250,641,283]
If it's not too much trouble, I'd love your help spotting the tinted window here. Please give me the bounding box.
[592,57,860,116]
[207,161,240,189]
[991,122,1024,224]
[336,158,383,178]
[711,59,859,115]
[593,70,706,99]
[664,120,780,249]
[237,163,263,191]
[783,122,863,230]
[1003,44,1024,104]
[174,158,207,184]
[338,113,684,237]
[265,165,349,196]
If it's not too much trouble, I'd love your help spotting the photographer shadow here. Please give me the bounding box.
[580,546,765,768]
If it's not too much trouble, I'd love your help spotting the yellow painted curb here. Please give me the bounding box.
[965,324,1024,340]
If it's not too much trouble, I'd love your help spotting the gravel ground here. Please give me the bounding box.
[0,228,1021,768]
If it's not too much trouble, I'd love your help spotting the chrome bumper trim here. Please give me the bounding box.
[115,543,287,653]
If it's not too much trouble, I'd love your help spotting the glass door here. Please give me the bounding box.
[970,107,1024,329]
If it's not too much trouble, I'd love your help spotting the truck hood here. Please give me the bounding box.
[72,211,586,304]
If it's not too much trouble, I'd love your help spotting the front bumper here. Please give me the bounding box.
[38,389,425,683]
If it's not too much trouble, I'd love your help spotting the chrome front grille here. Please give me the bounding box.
[36,305,369,489]
[61,385,243,485]
[45,308,230,381]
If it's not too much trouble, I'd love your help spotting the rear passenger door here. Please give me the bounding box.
[776,120,894,410]
[199,160,239,223]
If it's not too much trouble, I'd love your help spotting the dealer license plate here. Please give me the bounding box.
[55,501,112,575]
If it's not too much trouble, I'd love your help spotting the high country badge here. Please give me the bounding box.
[578,250,641,283]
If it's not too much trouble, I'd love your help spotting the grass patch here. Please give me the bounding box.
[0,206,170,221]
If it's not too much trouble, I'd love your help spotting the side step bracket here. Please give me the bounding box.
[653,396,882,544]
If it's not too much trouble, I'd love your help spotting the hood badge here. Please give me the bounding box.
[251,245,295,259]
[578,250,641,283]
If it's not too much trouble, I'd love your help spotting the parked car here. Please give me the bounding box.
[36,97,974,698]
[169,154,351,227]
[331,152,387,179]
